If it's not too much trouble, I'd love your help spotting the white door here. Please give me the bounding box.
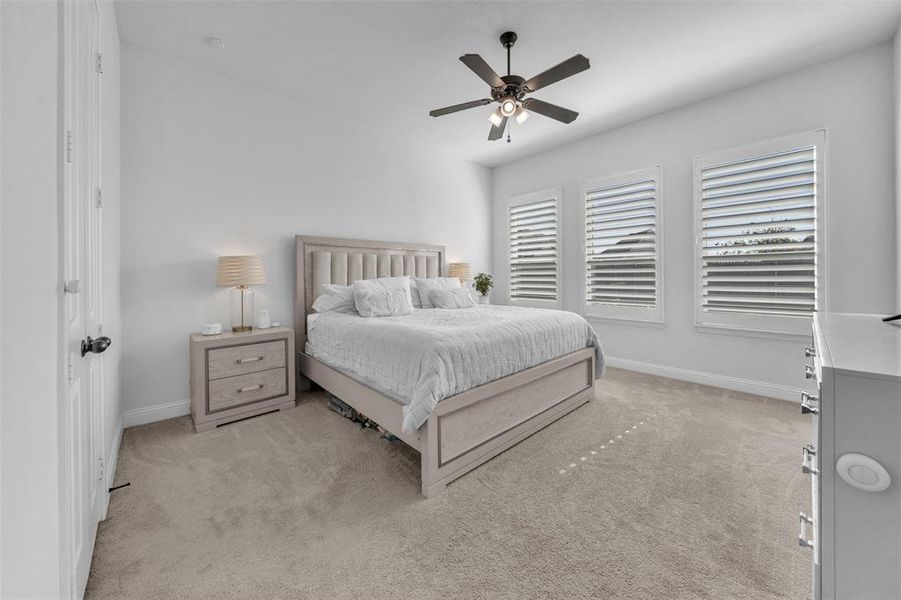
[62,1,107,597]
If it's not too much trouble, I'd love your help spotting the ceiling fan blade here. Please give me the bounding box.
[522,98,579,124]
[429,99,492,117]
[488,116,508,141]
[460,54,505,89]
[523,54,590,93]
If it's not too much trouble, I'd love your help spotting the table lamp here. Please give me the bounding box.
[217,255,266,332]
[448,262,472,283]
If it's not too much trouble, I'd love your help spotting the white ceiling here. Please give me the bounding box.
[116,0,901,167]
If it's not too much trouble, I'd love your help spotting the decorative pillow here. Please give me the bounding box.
[311,283,356,314]
[410,282,422,308]
[429,287,476,309]
[352,277,414,318]
[413,277,462,309]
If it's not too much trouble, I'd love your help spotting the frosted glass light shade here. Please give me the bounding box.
[217,255,266,287]
[515,106,529,124]
[448,262,472,281]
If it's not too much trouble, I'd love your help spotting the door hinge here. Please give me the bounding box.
[96,187,103,208]
[66,130,73,164]
[66,353,75,383]
[98,457,104,481]
[96,52,103,74]
[98,323,104,334]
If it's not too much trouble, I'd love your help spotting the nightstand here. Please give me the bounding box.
[189,326,295,432]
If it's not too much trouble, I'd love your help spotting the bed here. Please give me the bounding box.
[295,236,604,497]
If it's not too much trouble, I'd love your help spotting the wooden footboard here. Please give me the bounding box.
[419,348,596,497]
[298,347,596,498]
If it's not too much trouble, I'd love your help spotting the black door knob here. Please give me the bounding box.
[81,336,112,357]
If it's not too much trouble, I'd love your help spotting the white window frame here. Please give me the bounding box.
[693,129,827,338]
[580,166,664,323]
[507,188,563,310]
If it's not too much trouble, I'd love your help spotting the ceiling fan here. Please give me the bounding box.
[429,31,590,142]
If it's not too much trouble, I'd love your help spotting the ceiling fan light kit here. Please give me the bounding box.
[429,31,590,142]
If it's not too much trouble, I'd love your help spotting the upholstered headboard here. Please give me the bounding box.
[294,236,445,345]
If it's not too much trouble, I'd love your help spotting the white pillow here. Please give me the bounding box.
[429,287,476,309]
[311,283,356,314]
[413,277,461,309]
[409,279,456,308]
[352,277,414,318]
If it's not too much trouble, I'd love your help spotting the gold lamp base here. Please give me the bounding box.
[232,325,252,333]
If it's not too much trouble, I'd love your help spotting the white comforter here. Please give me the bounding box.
[306,305,605,433]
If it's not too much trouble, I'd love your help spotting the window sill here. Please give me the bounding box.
[694,322,811,343]
[584,314,666,328]
[509,300,563,310]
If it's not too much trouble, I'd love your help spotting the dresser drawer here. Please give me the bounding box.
[208,340,286,380]
[208,367,287,412]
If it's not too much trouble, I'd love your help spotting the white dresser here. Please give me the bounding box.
[804,313,900,600]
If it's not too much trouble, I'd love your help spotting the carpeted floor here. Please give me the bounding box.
[86,367,811,599]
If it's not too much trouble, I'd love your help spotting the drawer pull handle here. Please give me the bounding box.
[798,512,814,549]
[804,346,816,358]
[800,392,819,415]
[804,365,816,379]
[238,384,264,393]
[802,444,819,475]
[237,356,264,364]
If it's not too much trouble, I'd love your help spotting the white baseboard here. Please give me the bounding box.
[122,399,190,428]
[604,356,801,402]
[117,362,796,430]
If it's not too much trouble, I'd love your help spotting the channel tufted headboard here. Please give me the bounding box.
[294,236,446,346]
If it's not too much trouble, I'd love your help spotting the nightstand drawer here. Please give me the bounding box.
[208,367,287,413]
[208,340,286,380]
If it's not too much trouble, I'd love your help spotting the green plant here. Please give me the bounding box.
[473,272,493,296]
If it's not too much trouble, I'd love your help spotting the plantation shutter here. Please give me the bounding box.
[585,176,658,308]
[509,196,558,302]
[700,146,817,316]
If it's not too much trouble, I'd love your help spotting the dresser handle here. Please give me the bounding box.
[802,444,819,475]
[238,384,264,393]
[801,392,819,415]
[237,356,264,364]
[804,365,816,379]
[804,347,816,358]
[798,512,814,549]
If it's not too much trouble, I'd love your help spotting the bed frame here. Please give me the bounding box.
[294,236,596,497]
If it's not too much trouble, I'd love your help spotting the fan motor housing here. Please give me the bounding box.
[492,75,526,101]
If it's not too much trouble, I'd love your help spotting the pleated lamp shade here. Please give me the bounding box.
[216,255,267,287]
[448,262,472,281]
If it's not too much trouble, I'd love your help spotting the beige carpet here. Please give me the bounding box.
[86,368,811,599]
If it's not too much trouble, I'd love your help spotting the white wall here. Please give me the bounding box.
[0,2,63,597]
[120,45,493,418]
[492,42,896,396]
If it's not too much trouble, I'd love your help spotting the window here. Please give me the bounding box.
[508,189,561,308]
[581,167,663,322]
[695,130,825,336]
